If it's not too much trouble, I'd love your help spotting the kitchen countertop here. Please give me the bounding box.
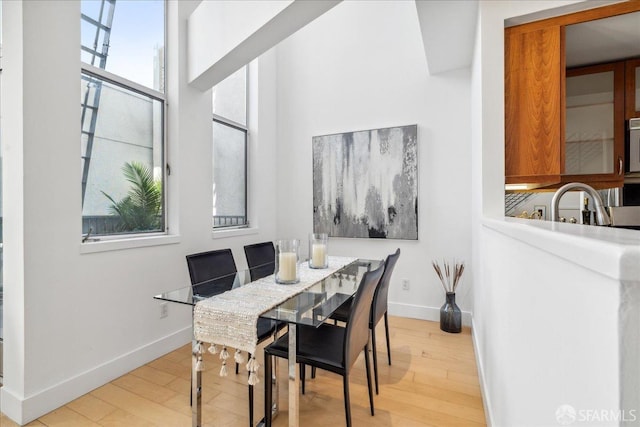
[483,217,640,282]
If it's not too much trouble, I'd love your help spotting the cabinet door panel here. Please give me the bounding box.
[626,59,640,120]
[565,70,614,174]
[505,25,562,183]
[565,62,624,183]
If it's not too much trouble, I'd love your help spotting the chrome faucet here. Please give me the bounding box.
[551,182,611,226]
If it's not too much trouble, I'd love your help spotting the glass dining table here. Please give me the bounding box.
[154,257,382,427]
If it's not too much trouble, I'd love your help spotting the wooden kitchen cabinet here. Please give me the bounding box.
[626,58,640,120]
[505,24,563,186]
[504,2,640,189]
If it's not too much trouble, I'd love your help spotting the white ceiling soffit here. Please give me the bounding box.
[415,0,478,75]
[565,11,640,68]
[188,0,341,91]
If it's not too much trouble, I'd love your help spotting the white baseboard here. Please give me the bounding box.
[388,301,472,326]
[0,327,191,425]
[471,316,493,427]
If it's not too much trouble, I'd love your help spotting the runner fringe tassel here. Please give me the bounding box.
[219,346,229,377]
[246,355,260,386]
[199,343,256,383]
[194,342,205,372]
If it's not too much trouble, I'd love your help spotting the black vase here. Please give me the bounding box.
[440,292,462,333]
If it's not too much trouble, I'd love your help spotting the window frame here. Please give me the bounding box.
[80,1,168,242]
[212,66,249,230]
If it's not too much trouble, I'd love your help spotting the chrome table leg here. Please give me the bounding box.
[288,323,299,427]
[273,353,279,420]
[192,341,202,427]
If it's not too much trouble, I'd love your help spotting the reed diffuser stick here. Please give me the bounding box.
[432,259,465,293]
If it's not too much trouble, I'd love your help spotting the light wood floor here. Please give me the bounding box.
[1,317,486,426]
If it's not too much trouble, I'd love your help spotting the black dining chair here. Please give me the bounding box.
[244,241,276,281]
[185,248,278,427]
[327,248,400,394]
[186,248,237,297]
[244,242,288,338]
[263,262,385,427]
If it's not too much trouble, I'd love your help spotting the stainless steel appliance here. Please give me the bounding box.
[623,183,640,206]
[607,206,640,230]
[629,118,640,174]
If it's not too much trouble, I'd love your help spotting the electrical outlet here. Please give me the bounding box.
[402,279,410,290]
[160,302,169,319]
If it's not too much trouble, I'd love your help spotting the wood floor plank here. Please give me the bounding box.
[129,364,178,387]
[413,371,482,397]
[146,357,192,380]
[37,406,102,426]
[164,376,192,396]
[111,374,179,404]
[90,383,191,426]
[161,347,191,364]
[95,408,157,427]
[386,378,484,410]
[65,394,118,422]
[0,317,486,426]
[160,393,191,417]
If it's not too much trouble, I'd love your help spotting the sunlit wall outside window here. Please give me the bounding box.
[212,66,248,229]
[212,67,246,126]
[80,0,165,237]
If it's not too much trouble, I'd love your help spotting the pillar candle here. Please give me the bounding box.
[278,252,297,282]
[311,243,327,268]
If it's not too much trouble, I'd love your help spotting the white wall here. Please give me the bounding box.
[0,1,279,423]
[274,0,473,321]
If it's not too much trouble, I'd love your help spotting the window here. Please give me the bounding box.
[212,66,248,229]
[80,0,165,238]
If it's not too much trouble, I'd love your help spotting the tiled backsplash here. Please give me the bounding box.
[506,191,581,222]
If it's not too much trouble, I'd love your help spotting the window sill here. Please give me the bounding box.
[80,234,181,254]
[212,227,259,239]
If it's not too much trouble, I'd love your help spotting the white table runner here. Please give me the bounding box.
[193,256,357,381]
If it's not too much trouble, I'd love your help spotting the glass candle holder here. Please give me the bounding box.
[275,239,300,284]
[308,233,328,269]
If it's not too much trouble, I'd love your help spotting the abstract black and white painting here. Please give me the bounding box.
[312,125,418,240]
